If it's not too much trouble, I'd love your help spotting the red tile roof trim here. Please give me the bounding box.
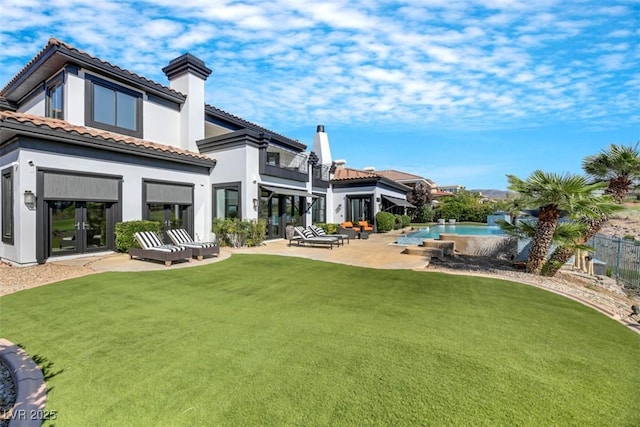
[332,167,379,180]
[0,111,212,161]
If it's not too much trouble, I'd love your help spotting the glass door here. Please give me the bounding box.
[268,195,281,238]
[147,203,188,241]
[51,201,79,254]
[83,202,108,251]
[50,201,110,255]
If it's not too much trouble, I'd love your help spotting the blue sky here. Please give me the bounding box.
[1,0,638,190]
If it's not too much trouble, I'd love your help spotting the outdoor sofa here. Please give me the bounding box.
[337,222,357,239]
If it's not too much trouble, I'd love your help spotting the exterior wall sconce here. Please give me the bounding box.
[24,190,36,209]
[253,198,259,210]
[376,197,381,202]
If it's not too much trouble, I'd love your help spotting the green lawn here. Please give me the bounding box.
[2,255,639,426]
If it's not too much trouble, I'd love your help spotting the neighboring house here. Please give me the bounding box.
[373,170,437,193]
[0,39,409,265]
[438,184,465,194]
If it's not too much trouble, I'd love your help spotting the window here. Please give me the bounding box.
[347,195,373,223]
[266,152,280,166]
[46,74,64,119]
[213,183,241,219]
[311,195,326,223]
[86,75,142,137]
[1,168,13,244]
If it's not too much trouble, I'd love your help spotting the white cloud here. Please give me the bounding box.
[0,0,637,136]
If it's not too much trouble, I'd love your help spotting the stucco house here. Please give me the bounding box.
[0,39,412,265]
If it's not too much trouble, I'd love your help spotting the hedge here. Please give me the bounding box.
[115,220,161,252]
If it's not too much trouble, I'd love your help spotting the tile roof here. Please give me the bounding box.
[0,111,212,162]
[1,38,185,99]
[374,169,425,181]
[332,167,379,180]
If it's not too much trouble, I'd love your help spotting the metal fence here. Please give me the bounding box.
[588,234,640,289]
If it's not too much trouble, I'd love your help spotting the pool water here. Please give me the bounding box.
[397,225,506,245]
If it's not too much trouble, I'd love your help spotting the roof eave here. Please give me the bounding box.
[205,104,306,151]
[2,42,186,105]
[1,119,215,169]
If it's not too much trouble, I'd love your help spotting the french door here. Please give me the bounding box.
[147,203,190,241]
[50,201,110,255]
[259,191,305,239]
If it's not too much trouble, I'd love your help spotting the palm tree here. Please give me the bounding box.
[583,143,640,203]
[542,143,640,276]
[541,195,621,276]
[507,171,608,275]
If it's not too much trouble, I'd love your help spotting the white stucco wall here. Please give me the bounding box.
[65,72,85,126]
[168,73,205,152]
[143,100,181,146]
[1,148,210,265]
[18,91,45,116]
[208,145,258,220]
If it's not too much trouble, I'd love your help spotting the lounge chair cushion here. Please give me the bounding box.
[292,226,336,249]
[167,228,218,248]
[135,231,166,249]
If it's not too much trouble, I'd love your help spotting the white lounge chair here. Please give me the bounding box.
[290,226,338,249]
[308,224,349,245]
[166,229,220,260]
[129,231,192,267]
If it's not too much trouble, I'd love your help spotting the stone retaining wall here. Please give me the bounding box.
[0,339,46,427]
[439,234,515,257]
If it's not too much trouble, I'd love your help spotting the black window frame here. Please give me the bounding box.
[85,74,143,138]
[45,72,65,120]
[346,194,374,223]
[311,194,326,224]
[212,182,242,220]
[266,152,280,166]
[1,167,14,245]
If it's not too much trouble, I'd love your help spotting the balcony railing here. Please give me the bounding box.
[312,164,330,188]
[261,147,309,181]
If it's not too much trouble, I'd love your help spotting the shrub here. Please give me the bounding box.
[376,212,395,232]
[115,220,161,251]
[246,219,267,247]
[213,218,266,247]
[394,215,402,230]
[400,215,411,228]
[314,223,338,235]
[416,205,435,223]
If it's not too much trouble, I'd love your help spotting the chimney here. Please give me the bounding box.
[312,124,333,165]
[363,166,376,172]
[334,159,346,169]
[162,54,212,152]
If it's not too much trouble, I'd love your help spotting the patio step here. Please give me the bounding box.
[402,246,444,260]
[421,239,455,256]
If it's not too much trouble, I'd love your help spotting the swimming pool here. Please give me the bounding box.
[397,225,506,245]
